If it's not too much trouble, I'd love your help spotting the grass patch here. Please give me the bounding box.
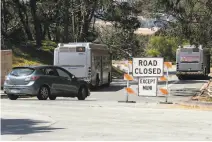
[12,47,52,67]
[12,41,55,67]
[112,66,125,78]
[198,96,212,102]
[12,54,42,67]
[192,95,212,102]
[168,104,212,111]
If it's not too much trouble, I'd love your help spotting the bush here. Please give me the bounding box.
[41,40,57,52]
[146,36,189,62]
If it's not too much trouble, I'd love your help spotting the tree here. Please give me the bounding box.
[30,0,42,47]
[156,0,212,48]
[146,36,189,61]
[1,0,26,48]
[12,0,33,40]
[1,0,149,57]
[95,1,141,59]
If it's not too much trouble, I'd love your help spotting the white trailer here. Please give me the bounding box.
[54,42,112,88]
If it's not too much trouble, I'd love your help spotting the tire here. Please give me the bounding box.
[37,86,49,100]
[7,94,18,100]
[95,74,100,88]
[204,67,208,76]
[178,75,184,80]
[49,95,57,100]
[77,86,88,100]
[106,73,111,87]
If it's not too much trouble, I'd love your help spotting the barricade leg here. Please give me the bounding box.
[118,60,136,103]
[160,63,173,104]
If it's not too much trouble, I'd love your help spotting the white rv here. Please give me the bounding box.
[54,42,112,87]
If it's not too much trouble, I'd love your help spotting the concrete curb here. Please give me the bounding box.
[0,94,8,99]
[1,94,33,99]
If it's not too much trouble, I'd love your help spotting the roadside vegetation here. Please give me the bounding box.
[2,0,212,65]
[192,94,212,102]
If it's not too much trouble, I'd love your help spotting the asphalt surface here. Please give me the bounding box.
[89,74,208,103]
[1,100,212,141]
[1,66,212,141]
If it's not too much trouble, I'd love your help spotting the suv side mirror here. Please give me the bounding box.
[72,75,77,81]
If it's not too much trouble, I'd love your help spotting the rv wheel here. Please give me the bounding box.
[95,74,100,87]
[106,73,111,87]
[204,67,209,79]
[178,75,184,80]
[204,67,207,76]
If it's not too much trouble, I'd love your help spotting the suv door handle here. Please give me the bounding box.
[65,77,72,81]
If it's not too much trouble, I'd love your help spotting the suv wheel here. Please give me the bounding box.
[37,86,49,100]
[106,73,111,87]
[7,94,18,100]
[77,86,88,100]
[95,74,100,88]
[49,95,57,100]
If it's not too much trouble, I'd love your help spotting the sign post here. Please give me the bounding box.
[159,62,173,104]
[118,61,136,103]
[126,62,130,102]
[165,67,169,102]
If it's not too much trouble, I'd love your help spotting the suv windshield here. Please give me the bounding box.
[10,68,35,76]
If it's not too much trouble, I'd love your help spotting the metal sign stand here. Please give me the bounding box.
[118,61,136,103]
[160,65,173,104]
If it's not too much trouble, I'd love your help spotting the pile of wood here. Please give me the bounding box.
[207,80,212,97]
[192,79,212,102]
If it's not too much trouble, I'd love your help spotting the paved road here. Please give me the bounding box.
[89,74,208,103]
[1,67,211,141]
[1,75,206,103]
[1,100,212,141]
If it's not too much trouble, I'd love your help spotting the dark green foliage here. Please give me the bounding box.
[1,0,143,60]
[95,1,142,59]
[146,36,189,62]
[156,0,212,48]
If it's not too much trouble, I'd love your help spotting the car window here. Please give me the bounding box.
[10,68,34,76]
[56,68,71,79]
[41,68,58,76]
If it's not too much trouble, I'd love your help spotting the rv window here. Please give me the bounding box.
[180,48,192,52]
[76,47,85,52]
[193,48,199,52]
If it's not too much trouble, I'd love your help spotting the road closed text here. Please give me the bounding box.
[134,68,161,75]
[133,58,164,77]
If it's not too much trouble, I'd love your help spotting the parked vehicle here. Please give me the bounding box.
[176,45,211,80]
[1,50,12,89]
[3,65,90,100]
[54,42,112,88]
